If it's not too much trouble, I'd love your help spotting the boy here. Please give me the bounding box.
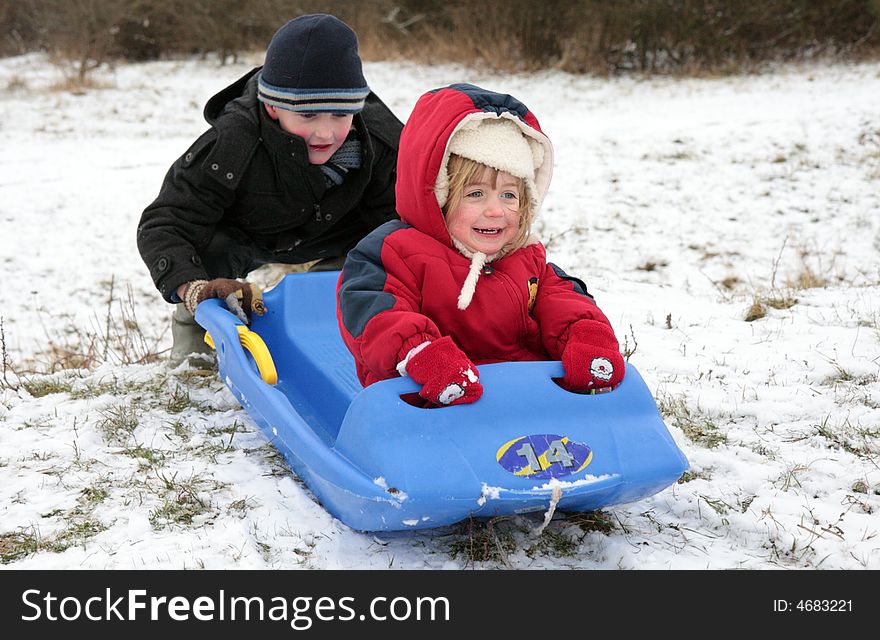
[137,14,402,367]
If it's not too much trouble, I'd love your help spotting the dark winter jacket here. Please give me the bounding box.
[337,84,616,387]
[137,68,402,302]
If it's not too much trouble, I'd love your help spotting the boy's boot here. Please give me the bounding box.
[169,303,215,369]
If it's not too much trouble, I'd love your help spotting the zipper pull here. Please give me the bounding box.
[314,203,322,222]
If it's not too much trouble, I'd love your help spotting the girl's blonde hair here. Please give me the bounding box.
[442,154,535,253]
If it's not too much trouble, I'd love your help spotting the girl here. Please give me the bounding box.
[336,83,624,406]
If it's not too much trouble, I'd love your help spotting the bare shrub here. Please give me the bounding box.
[20,278,165,375]
[34,0,130,81]
[4,0,880,75]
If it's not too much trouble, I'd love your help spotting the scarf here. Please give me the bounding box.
[320,136,362,188]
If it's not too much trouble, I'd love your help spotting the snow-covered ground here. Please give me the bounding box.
[0,53,878,569]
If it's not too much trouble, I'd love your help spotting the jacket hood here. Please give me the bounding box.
[395,83,553,249]
[204,68,262,125]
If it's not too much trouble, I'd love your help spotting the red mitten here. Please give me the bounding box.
[403,337,483,406]
[561,320,625,392]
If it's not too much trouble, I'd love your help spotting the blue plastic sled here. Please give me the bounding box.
[195,272,688,532]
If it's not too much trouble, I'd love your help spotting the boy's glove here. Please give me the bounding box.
[183,278,266,323]
[403,337,483,406]
[561,320,625,392]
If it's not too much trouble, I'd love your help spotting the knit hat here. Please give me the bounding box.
[258,14,369,113]
[435,114,550,213]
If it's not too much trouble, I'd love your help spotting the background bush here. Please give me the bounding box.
[2,0,879,76]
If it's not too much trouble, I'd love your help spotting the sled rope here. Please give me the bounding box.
[532,485,563,537]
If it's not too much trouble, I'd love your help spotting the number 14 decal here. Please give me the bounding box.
[496,434,592,479]
[516,439,575,473]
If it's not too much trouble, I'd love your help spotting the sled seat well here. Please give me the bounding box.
[258,272,365,442]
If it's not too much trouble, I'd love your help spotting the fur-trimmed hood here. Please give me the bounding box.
[395,84,554,250]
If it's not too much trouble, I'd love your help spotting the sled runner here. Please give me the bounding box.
[195,271,688,532]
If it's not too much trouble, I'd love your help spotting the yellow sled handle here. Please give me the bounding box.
[204,325,278,385]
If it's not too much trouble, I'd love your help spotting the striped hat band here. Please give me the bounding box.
[258,76,369,113]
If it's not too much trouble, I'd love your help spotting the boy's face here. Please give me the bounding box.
[265,105,354,164]
[446,167,521,255]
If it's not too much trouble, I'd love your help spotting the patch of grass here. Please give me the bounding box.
[1,514,107,564]
[744,298,767,322]
[0,529,41,564]
[564,510,617,534]
[770,142,815,175]
[677,469,712,484]
[657,394,728,448]
[636,259,668,272]
[825,367,855,383]
[175,370,218,388]
[824,367,877,387]
[774,462,809,492]
[147,472,220,530]
[447,516,517,565]
[205,420,248,437]
[227,497,258,518]
[748,442,778,459]
[744,236,824,321]
[256,447,293,477]
[122,444,167,466]
[191,421,245,462]
[699,494,732,516]
[814,416,878,460]
[69,379,118,400]
[190,440,235,464]
[744,291,798,321]
[80,486,109,506]
[852,480,869,494]
[47,519,107,554]
[644,148,696,162]
[855,425,880,442]
[23,376,74,398]
[120,375,169,398]
[763,293,798,310]
[786,265,827,290]
[526,528,579,558]
[168,419,194,439]
[20,415,53,430]
[739,494,756,513]
[665,149,696,161]
[165,386,198,414]
[148,493,211,529]
[50,75,113,95]
[97,404,140,444]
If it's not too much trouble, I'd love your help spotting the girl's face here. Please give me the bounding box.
[446,167,521,255]
[264,104,354,164]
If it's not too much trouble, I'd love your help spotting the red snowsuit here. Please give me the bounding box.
[337,84,618,387]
